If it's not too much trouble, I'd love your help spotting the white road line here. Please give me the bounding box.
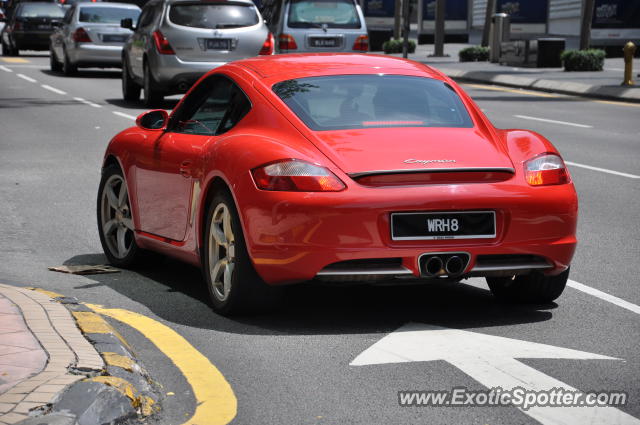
[514,114,593,128]
[568,280,640,315]
[16,73,37,83]
[41,84,67,95]
[0,65,12,73]
[564,161,640,179]
[605,67,624,72]
[112,111,136,120]
[74,97,101,108]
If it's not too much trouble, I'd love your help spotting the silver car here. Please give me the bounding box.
[121,0,273,106]
[261,0,368,53]
[50,3,140,74]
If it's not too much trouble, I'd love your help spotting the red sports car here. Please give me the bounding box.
[97,54,577,314]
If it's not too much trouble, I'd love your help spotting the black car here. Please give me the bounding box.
[1,1,63,55]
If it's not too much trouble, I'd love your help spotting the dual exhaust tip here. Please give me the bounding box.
[422,253,469,278]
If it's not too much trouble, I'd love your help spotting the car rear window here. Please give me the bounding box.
[79,7,140,24]
[168,3,259,29]
[273,75,473,131]
[18,3,64,17]
[287,0,360,29]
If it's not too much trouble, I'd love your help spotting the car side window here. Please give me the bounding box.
[63,6,74,24]
[137,2,156,29]
[171,76,251,136]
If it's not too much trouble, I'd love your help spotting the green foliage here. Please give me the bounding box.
[458,46,490,62]
[382,39,416,54]
[560,49,605,71]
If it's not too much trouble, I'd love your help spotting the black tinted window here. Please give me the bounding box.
[174,77,251,136]
[18,3,64,17]
[273,75,473,131]
[288,0,360,28]
[79,6,139,23]
[169,3,258,29]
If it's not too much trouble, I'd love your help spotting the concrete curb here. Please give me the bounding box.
[5,288,159,425]
[436,67,640,102]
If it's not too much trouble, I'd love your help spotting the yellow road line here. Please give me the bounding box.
[1,58,29,63]
[27,287,64,298]
[463,83,560,98]
[592,99,640,108]
[87,304,237,425]
[463,82,640,107]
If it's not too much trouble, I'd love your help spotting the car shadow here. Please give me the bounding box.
[40,69,121,79]
[105,98,180,111]
[64,252,557,336]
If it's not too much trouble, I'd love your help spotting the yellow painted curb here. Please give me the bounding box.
[87,304,237,425]
[27,287,65,299]
[102,352,136,373]
[71,311,132,350]
[87,376,155,416]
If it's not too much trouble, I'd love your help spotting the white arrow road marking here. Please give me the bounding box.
[351,323,639,425]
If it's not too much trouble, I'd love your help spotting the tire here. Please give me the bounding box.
[487,268,569,304]
[1,39,12,56]
[121,57,141,102]
[143,62,162,107]
[203,190,280,315]
[49,45,62,73]
[97,165,141,268]
[62,48,76,76]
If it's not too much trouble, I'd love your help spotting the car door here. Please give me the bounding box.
[129,1,158,79]
[134,75,249,241]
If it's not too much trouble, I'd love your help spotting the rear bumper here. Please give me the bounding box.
[69,43,123,67]
[235,175,578,285]
[149,53,226,93]
[14,32,51,50]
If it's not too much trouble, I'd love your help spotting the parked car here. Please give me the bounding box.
[1,2,63,55]
[260,0,368,53]
[50,2,140,74]
[0,8,6,33]
[97,53,578,315]
[57,0,103,10]
[120,0,273,106]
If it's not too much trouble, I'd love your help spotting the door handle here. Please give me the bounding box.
[179,160,192,178]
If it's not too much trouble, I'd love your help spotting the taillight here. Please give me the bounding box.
[352,35,369,52]
[13,21,22,31]
[252,159,346,192]
[73,27,92,42]
[152,30,175,55]
[278,34,297,51]
[524,153,570,186]
[259,33,274,55]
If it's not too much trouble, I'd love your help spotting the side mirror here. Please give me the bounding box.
[136,109,168,131]
[120,18,133,30]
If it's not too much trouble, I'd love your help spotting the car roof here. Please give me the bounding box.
[76,2,140,8]
[164,0,256,5]
[233,53,444,81]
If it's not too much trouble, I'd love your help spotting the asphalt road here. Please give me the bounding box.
[0,53,639,425]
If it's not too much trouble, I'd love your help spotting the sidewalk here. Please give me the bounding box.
[0,284,156,425]
[386,43,640,102]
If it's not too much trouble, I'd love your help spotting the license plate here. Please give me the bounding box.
[205,38,231,50]
[309,37,339,47]
[37,24,51,30]
[102,34,127,43]
[391,211,496,240]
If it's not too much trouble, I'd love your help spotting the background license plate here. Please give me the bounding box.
[205,39,231,50]
[310,37,338,47]
[102,34,127,43]
[391,211,496,240]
